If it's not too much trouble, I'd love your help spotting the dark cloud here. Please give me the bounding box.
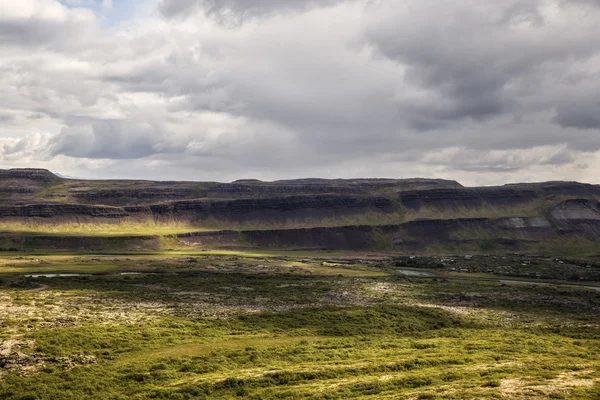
[364,0,600,132]
[159,0,347,20]
[49,120,163,160]
[0,20,65,46]
[554,99,600,129]
[541,149,577,165]
[158,0,200,18]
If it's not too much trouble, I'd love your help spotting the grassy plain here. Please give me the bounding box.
[0,252,599,399]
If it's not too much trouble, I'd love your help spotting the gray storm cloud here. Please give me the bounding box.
[159,0,347,19]
[0,0,599,184]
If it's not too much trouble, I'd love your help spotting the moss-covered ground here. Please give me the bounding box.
[0,253,599,399]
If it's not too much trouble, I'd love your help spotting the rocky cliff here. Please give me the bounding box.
[0,168,599,252]
[0,204,127,219]
[125,195,397,222]
[397,187,538,209]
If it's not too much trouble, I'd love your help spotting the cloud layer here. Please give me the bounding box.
[0,0,599,184]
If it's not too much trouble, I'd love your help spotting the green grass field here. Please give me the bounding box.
[0,252,599,399]
[0,220,213,237]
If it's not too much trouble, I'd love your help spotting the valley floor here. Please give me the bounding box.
[0,253,599,399]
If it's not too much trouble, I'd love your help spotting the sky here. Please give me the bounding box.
[0,0,599,185]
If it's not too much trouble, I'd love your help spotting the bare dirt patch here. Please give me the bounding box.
[0,339,97,379]
[500,370,598,399]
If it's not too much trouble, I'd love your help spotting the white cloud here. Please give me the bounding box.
[0,0,599,184]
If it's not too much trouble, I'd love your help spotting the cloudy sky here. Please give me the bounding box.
[0,0,599,185]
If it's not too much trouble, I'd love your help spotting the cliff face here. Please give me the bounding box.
[536,181,600,198]
[201,178,462,198]
[171,217,572,251]
[0,170,598,225]
[65,178,462,205]
[0,168,58,182]
[0,169,61,201]
[397,187,538,209]
[549,198,600,221]
[175,214,600,251]
[1,168,600,252]
[126,195,397,222]
[0,204,127,219]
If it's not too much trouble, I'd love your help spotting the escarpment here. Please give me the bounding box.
[549,198,600,221]
[0,169,62,201]
[397,187,538,209]
[0,168,59,182]
[0,204,127,219]
[1,168,600,252]
[125,195,398,221]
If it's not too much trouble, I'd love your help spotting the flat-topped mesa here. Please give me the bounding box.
[0,169,61,199]
[64,178,462,205]
[1,170,600,252]
[1,171,600,224]
[262,178,462,187]
[203,178,462,198]
[0,168,59,182]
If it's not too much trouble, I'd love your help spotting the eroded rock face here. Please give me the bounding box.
[0,169,60,201]
[175,217,557,251]
[0,194,398,223]
[2,235,159,251]
[498,217,552,230]
[0,169,58,182]
[537,181,600,198]
[126,195,397,221]
[72,187,198,203]
[0,171,599,252]
[398,187,538,209]
[550,199,600,221]
[67,178,461,205]
[204,178,462,198]
[0,204,127,219]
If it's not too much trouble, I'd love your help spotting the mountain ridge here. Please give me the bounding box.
[0,168,599,253]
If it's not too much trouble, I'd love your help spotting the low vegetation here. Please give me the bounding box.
[0,220,210,237]
[0,252,599,399]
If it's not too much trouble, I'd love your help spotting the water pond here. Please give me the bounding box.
[397,269,434,277]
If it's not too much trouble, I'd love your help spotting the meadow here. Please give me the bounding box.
[0,252,599,399]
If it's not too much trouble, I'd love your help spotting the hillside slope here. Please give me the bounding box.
[0,168,599,253]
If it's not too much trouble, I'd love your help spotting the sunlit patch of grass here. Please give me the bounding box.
[121,335,329,364]
[0,263,118,275]
[0,219,214,237]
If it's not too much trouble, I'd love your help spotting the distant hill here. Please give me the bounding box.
[0,168,599,254]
